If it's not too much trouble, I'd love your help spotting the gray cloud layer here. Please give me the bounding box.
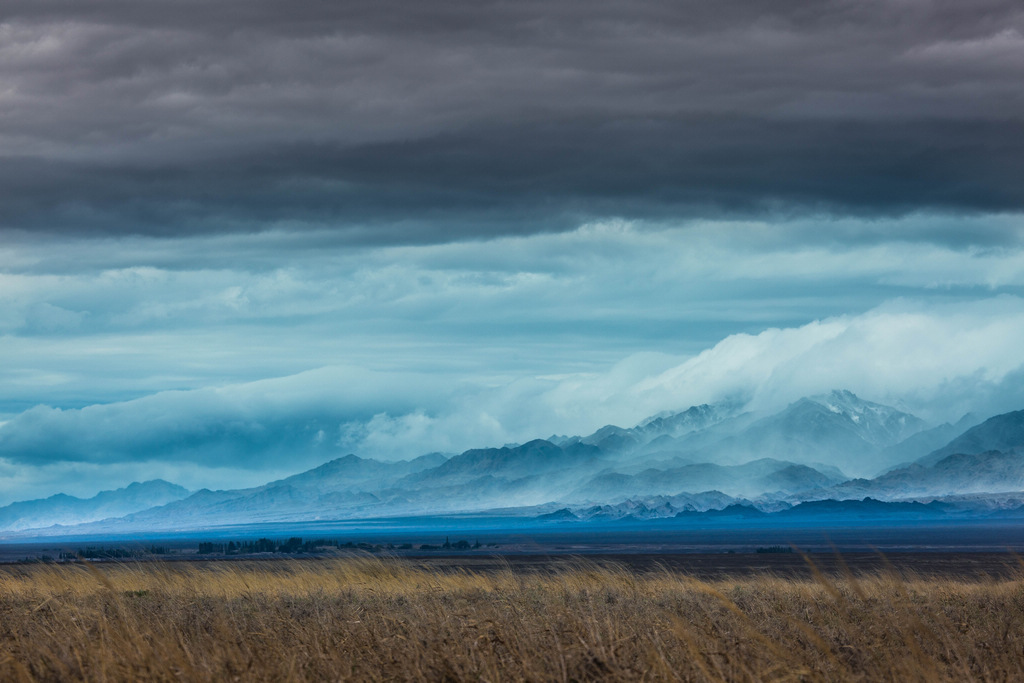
[2,1,1023,239]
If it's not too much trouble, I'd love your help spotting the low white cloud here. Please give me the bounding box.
[327,296,1024,453]
[340,410,507,460]
[629,297,1024,422]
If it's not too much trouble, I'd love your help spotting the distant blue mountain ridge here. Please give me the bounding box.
[2,391,1023,536]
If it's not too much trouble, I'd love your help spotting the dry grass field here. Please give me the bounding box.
[1,556,1023,682]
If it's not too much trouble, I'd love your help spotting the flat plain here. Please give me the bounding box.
[2,554,1023,682]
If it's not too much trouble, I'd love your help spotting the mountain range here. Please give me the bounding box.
[3,390,1023,536]
[0,480,189,532]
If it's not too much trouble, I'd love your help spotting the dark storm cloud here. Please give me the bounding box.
[1,0,1023,241]
[3,118,1023,242]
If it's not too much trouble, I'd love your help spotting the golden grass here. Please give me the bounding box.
[1,557,1023,681]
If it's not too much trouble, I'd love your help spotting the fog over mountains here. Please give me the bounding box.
[3,390,1023,537]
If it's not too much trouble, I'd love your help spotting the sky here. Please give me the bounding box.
[1,0,1023,503]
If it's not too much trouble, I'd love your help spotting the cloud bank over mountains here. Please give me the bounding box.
[3,294,1024,503]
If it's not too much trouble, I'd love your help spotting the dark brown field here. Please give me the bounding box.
[2,555,1023,681]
